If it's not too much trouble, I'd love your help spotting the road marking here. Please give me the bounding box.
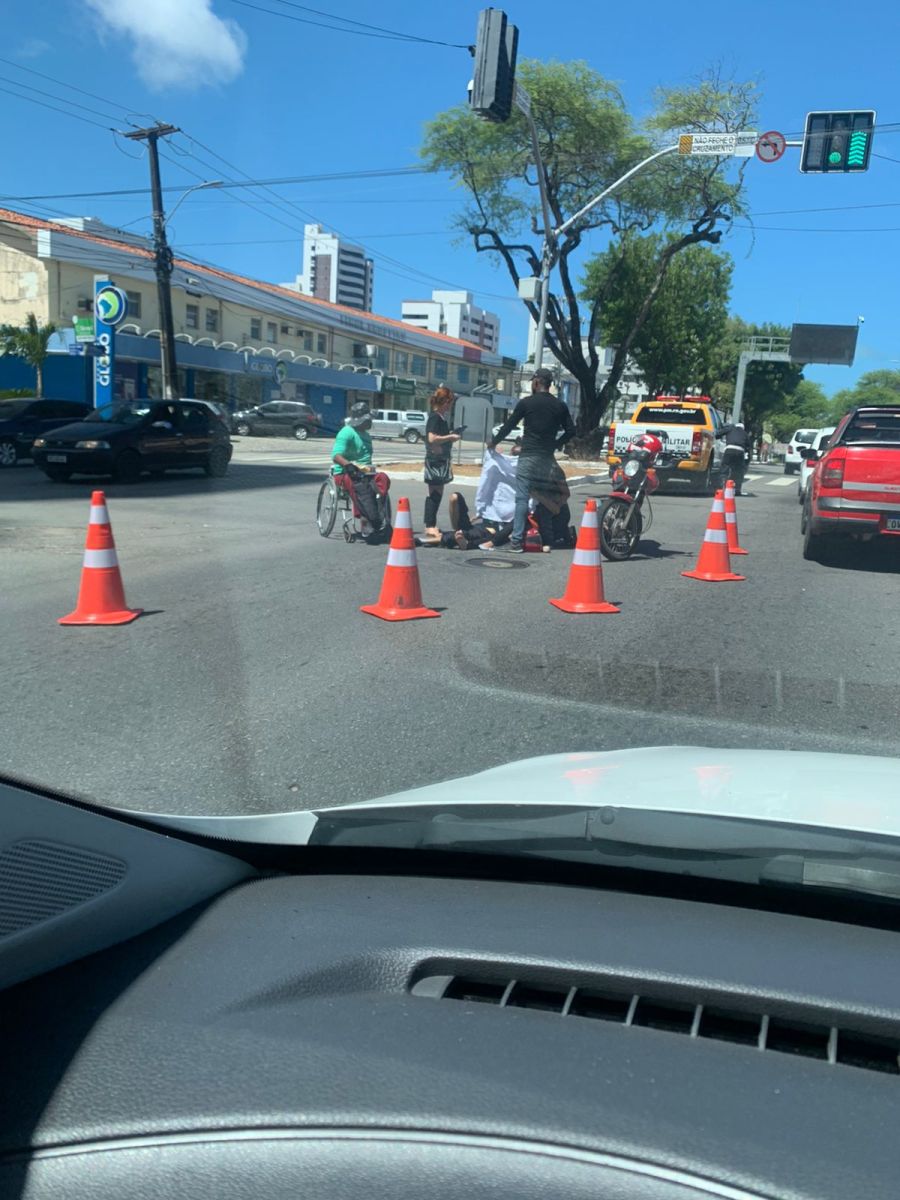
[768,477,798,487]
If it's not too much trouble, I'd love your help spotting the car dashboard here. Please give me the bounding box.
[2,779,900,1200]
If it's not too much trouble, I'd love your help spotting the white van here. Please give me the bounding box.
[370,409,427,443]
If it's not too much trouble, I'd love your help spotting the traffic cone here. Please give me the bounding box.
[59,491,142,625]
[723,479,748,555]
[681,490,745,583]
[549,499,620,614]
[360,497,440,622]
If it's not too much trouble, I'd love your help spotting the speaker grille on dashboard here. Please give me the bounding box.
[0,839,127,937]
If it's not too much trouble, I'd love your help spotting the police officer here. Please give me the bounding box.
[721,421,752,495]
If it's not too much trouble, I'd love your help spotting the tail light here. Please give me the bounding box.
[821,459,844,488]
[691,429,703,456]
[788,445,795,454]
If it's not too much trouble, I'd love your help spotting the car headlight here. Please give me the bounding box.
[75,440,110,450]
[32,437,46,448]
[623,459,642,477]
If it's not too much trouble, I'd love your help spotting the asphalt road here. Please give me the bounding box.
[3,437,899,817]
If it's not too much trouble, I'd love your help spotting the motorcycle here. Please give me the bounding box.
[599,433,664,561]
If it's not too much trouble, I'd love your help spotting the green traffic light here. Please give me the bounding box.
[828,150,843,164]
[848,130,868,167]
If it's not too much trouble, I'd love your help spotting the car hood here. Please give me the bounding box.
[39,420,132,441]
[126,746,900,845]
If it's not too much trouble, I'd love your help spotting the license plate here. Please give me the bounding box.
[887,518,900,531]
[46,454,68,463]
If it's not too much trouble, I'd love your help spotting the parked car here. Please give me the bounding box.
[0,397,92,467]
[801,405,900,561]
[370,409,427,443]
[31,399,233,482]
[232,400,320,440]
[797,426,836,503]
[784,428,818,475]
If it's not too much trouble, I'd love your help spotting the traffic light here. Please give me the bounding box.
[800,110,875,173]
[469,8,518,123]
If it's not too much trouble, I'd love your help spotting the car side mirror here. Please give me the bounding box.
[801,447,817,460]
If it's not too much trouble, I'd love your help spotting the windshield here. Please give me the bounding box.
[2,4,899,902]
[86,403,156,425]
[0,400,31,418]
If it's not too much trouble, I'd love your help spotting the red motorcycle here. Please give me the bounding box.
[599,433,664,560]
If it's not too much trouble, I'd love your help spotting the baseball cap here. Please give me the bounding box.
[532,368,554,386]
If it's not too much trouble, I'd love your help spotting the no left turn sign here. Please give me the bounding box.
[756,131,787,163]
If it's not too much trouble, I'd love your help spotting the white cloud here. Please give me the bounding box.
[16,38,50,59]
[86,0,246,90]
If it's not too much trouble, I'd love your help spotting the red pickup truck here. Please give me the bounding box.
[802,405,900,562]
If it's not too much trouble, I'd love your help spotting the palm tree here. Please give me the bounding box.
[0,313,58,398]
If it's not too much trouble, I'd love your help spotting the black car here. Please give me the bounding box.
[0,397,92,468]
[232,400,321,440]
[31,400,233,482]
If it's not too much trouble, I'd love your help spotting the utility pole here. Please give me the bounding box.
[125,123,179,401]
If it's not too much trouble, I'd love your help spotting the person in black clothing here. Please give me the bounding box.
[488,367,576,552]
[422,385,461,544]
[720,421,752,495]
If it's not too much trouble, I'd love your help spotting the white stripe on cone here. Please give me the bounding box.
[386,548,418,568]
[581,510,598,528]
[573,548,602,567]
[89,505,110,525]
[712,499,725,512]
[725,512,737,524]
[83,548,119,568]
[705,530,728,544]
[395,509,412,529]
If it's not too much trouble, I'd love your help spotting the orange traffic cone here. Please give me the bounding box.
[549,498,620,614]
[723,479,748,556]
[681,490,745,583]
[59,491,142,625]
[360,497,440,622]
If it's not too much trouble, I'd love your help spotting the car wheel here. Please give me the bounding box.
[803,515,832,563]
[0,439,18,467]
[43,466,72,482]
[784,463,795,475]
[293,425,309,441]
[204,445,230,477]
[234,421,251,436]
[404,428,420,444]
[697,465,714,495]
[114,450,142,483]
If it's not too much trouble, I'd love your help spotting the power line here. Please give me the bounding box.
[735,222,900,233]
[0,81,114,131]
[0,166,428,203]
[0,55,140,117]
[225,0,469,47]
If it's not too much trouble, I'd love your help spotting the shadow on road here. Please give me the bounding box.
[814,542,900,575]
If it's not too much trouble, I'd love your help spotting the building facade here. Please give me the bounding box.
[282,224,374,312]
[401,290,500,353]
[0,209,515,430]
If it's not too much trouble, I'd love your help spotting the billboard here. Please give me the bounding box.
[789,324,858,367]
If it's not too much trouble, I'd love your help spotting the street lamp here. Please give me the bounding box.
[167,179,223,223]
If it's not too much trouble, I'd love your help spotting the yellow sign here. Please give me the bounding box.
[678,134,693,155]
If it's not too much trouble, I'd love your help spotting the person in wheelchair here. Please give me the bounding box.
[331,402,391,544]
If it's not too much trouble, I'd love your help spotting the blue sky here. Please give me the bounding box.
[3,0,898,392]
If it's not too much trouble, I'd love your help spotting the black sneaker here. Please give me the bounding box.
[505,542,524,554]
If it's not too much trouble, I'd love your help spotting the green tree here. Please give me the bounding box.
[765,380,831,441]
[0,313,57,398]
[828,369,900,420]
[581,235,732,396]
[422,63,757,430]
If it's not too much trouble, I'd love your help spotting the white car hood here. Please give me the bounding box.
[130,746,900,845]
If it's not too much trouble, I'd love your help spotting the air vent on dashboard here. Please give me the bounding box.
[416,974,900,1077]
[0,839,127,937]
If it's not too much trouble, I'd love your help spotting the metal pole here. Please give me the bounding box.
[555,144,679,238]
[125,124,179,401]
[524,107,555,368]
[731,351,751,424]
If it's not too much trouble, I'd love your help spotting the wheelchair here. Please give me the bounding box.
[316,471,392,543]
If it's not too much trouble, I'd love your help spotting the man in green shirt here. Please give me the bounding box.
[330,402,391,543]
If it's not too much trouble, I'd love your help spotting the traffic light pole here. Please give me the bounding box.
[124,124,180,401]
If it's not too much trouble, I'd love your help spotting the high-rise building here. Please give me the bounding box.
[282,224,374,311]
[401,289,500,352]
